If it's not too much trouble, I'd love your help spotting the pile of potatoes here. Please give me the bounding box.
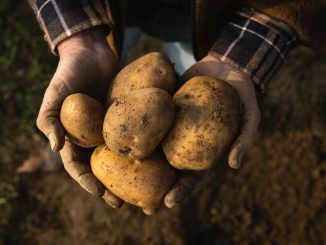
[60,52,240,210]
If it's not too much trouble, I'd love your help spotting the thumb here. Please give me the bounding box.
[221,70,261,169]
[228,101,260,169]
[164,172,201,208]
[37,77,69,152]
[37,115,65,152]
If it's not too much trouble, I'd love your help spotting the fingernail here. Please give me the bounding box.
[104,197,120,209]
[143,207,158,215]
[109,203,119,209]
[104,197,118,209]
[165,195,178,208]
[229,161,239,169]
[48,133,57,152]
[103,191,123,209]
[231,159,240,169]
[229,156,239,169]
[167,204,174,209]
[143,209,152,215]
[229,146,242,169]
[165,198,174,208]
[169,189,189,208]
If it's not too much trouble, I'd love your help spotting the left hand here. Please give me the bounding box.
[36,27,123,208]
[142,55,261,214]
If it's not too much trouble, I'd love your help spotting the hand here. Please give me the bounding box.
[181,55,261,168]
[36,27,123,208]
[151,55,260,213]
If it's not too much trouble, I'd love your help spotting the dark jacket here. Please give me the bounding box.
[106,0,325,59]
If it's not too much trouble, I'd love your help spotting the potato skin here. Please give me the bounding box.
[106,52,176,106]
[60,93,105,148]
[162,76,240,170]
[91,145,177,209]
[103,88,175,159]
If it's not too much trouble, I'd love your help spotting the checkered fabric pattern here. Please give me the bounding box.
[29,1,298,90]
[28,0,111,53]
[209,7,298,91]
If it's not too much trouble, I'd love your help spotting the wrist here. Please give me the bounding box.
[58,27,110,57]
[209,7,297,92]
[197,55,253,84]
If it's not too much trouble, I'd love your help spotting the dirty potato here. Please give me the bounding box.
[106,52,176,106]
[91,145,177,209]
[60,93,105,148]
[103,88,175,159]
[162,76,240,170]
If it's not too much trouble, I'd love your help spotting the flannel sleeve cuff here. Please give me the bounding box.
[209,7,298,91]
[30,0,111,54]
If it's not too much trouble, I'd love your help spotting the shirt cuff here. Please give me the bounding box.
[209,7,298,92]
[30,0,111,54]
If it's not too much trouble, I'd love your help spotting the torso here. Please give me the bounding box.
[126,0,192,42]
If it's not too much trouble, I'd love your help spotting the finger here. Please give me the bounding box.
[228,101,261,169]
[60,139,105,196]
[77,172,105,196]
[142,207,158,216]
[164,172,201,208]
[37,78,70,152]
[103,190,124,209]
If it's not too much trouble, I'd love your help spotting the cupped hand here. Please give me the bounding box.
[36,27,123,208]
[146,55,260,214]
[180,55,261,169]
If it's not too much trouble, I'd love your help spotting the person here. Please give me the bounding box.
[27,0,325,214]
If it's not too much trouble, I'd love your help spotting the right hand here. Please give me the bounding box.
[157,56,261,213]
[36,27,123,208]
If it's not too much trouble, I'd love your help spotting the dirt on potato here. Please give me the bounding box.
[1,3,326,243]
[3,44,325,245]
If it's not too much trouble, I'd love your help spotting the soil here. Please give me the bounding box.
[1,2,325,242]
[3,45,325,245]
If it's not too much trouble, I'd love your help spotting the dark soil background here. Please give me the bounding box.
[1,1,325,245]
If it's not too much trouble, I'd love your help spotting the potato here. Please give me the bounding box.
[91,145,177,209]
[106,52,176,105]
[60,93,105,148]
[162,76,240,170]
[103,88,175,159]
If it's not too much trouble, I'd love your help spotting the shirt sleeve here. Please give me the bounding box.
[209,7,298,91]
[28,0,111,54]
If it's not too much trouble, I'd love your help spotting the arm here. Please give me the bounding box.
[29,0,123,208]
[28,0,112,53]
[163,6,299,210]
[242,0,326,48]
[189,7,298,167]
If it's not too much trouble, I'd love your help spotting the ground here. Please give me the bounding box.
[0,1,325,245]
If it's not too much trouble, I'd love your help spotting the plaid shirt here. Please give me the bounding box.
[28,0,111,52]
[209,7,298,91]
[29,0,298,91]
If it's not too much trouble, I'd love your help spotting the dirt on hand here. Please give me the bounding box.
[2,45,325,245]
